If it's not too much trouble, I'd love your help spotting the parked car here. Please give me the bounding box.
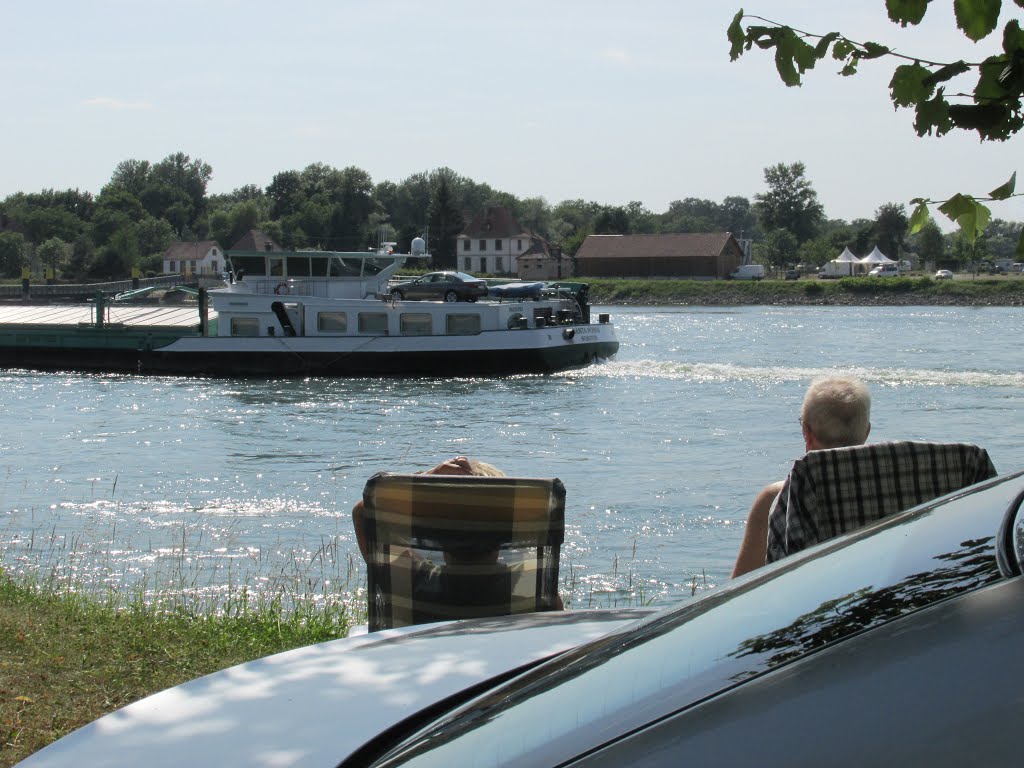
[935,269,954,280]
[20,470,1024,767]
[784,269,799,280]
[868,264,900,277]
[389,272,488,302]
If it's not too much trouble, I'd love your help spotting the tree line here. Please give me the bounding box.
[0,153,1020,281]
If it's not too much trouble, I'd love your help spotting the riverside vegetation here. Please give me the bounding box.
[584,275,1024,306]
[0,569,354,767]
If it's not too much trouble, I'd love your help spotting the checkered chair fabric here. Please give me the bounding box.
[767,441,996,563]
[361,472,565,632]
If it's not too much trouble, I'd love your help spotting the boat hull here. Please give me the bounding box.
[0,326,619,377]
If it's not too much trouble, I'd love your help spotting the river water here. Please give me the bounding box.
[2,305,1022,613]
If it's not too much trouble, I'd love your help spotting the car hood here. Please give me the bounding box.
[18,609,649,768]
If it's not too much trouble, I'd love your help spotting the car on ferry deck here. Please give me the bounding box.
[389,271,488,302]
[18,470,1024,767]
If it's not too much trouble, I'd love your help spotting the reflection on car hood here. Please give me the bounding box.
[19,609,649,768]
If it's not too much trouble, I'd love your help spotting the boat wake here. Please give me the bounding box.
[584,359,1024,389]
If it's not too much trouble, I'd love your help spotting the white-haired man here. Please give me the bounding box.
[731,376,871,578]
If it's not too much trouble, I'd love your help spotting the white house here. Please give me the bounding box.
[456,206,535,276]
[162,240,223,276]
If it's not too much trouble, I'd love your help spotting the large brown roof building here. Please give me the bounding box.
[574,233,745,279]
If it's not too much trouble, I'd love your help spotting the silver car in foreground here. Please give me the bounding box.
[20,471,1024,767]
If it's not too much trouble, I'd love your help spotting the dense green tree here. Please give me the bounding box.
[428,170,464,269]
[625,201,657,234]
[911,220,947,266]
[758,227,799,268]
[753,162,824,243]
[105,159,152,198]
[872,202,909,258]
[267,170,304,220]
[593,206,630,234]
[92,225,140,279]
[36,237,71,274]
[728,2,1024,252]
[516,196,553,237]
[982,218,1024,261]
[149,153,212,220]
[65,234,96,280]
[0,231,26,278]
[136,216,174,259]
[796,237,835,268]
[720,195,759,238]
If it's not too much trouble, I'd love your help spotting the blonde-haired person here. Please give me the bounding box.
[352,456,504,563]
[731,377,871,578]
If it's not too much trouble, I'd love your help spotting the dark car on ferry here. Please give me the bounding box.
[389,272,488,303]
[21,470,1024,768]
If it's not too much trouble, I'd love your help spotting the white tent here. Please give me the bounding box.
[820,246,860,277]
[860,246,895,264]
[835,246,859,263]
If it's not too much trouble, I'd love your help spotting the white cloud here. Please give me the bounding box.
[600,47,629,64]
[81,97,155,111]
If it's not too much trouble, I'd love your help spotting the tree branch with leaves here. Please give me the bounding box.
[727,0,1024,256]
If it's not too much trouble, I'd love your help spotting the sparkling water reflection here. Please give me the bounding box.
[2,305,1023,612]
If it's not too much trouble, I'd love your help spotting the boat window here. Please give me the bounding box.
[358,312,389,334]
[230,317,260,337]
[446,314,481,335]
[269,257,284,277]
[286,256,312,277]
[400,313,432,335]
[310,257,329,277]
[317,312,347,333]
[230,255,267,276]
[331,258,363,277]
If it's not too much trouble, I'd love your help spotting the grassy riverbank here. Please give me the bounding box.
[0,572,352,767]
[584,275,1024,306]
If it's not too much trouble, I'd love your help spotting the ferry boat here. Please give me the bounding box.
[0,239,619,377]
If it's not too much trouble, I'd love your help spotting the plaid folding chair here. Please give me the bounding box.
[361,472,565,632]
[767,441,997,563]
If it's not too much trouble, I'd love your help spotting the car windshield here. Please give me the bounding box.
[366,472,1023,768]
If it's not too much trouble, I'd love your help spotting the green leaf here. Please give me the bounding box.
[728,9,746,61]
[908,201,931,233]
[921,60,971,88]
[832,39,855,60]
[890,63,935,108]
[1016,228,1024,258]
[858,42,892,60]
[954,0,1002,42]
[938,194,990,241]
[1003,19,1024,54]
[948,102,1015,140]
[914,91,953,136]
[773,30,817,86]
[814,32,840,58]
[841,60,859,77]
[975,53,1013,101]
[989,171,1017,200]
[887,0,930,26]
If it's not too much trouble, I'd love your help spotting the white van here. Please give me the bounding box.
[868,264,900,277]
[730,264,765,280]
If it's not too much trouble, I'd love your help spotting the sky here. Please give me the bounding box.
[3,0,1022,230]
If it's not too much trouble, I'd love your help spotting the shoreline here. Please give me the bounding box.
[586,277,1024,308]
